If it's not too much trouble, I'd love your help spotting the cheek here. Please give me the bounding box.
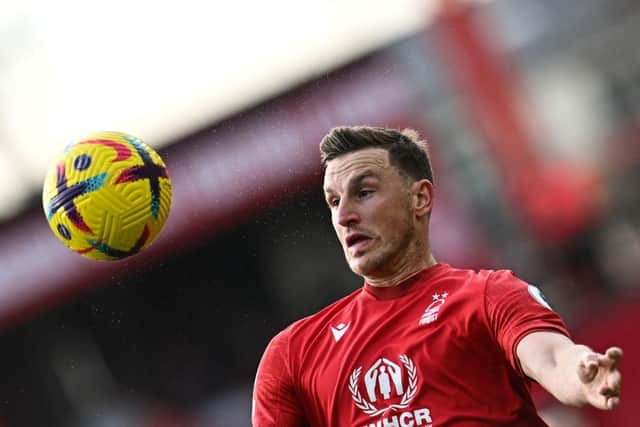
[377,208,411,235]
[375,203,401,223]
[330,212,339,230]
[330,214,344,239]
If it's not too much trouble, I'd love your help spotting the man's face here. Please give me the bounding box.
[323,148,418,278]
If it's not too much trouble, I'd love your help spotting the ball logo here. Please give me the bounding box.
[349,355,419,416]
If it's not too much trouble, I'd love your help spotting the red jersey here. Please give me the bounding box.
[253,263,570,427]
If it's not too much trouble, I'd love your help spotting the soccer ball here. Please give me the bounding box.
[42,131,172,260]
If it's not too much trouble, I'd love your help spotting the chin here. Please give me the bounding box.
[348,256,381,278]
[346,257,366,276]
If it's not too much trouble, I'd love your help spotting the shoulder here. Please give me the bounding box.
[434,265,536,309]
[481,268,539,302]
[436,264,516,292]
[443,264,526,286]
[436,263,499,280]
[275,287,362,344]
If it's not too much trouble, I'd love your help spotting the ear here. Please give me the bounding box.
[411,179,434,217]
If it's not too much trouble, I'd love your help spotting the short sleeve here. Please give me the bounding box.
[485,270,571,377]
[252,327,306,427]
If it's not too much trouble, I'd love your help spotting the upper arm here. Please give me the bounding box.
[485,270,571,376]
[252,329,306,427]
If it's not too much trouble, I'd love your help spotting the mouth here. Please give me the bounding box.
[345,233,373,253]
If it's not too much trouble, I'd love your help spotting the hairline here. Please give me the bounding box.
[323,147,419,185]
[323,151,418,199]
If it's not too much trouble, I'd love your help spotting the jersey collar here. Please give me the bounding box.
[362,262,448,300]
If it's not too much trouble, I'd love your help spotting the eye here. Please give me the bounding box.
[358,190,373,199]
[327,197,340,208]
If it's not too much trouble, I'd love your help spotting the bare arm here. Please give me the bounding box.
[517,331,623,410]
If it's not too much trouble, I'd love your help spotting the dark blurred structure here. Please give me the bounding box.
[0,0,639,426]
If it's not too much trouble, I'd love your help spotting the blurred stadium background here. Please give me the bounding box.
[0,0,638,425]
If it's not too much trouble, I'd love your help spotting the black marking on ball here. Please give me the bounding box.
[74,154,92,171]
[57,223,72,240]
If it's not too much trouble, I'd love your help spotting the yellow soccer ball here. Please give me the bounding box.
[42,131,172,260]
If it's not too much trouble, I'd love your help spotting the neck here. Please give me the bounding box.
[365,253,437,288]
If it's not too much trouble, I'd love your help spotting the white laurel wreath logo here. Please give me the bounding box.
[349,354,418,417]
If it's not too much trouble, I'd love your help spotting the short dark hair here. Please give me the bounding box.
[319,126,434,184]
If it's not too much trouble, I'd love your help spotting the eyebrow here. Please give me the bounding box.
[324,170,380,195]
[350,171,379,187]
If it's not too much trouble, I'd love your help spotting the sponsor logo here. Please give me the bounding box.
[359,408,432,427]
[331,322,351,342]
[419,292,448,325]
[349,355,419,417]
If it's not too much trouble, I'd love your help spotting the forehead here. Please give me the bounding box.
[323,148,391,191]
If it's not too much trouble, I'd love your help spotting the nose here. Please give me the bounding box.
[336,198,359,228]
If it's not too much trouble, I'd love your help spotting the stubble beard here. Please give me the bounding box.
[346,216,416,279]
